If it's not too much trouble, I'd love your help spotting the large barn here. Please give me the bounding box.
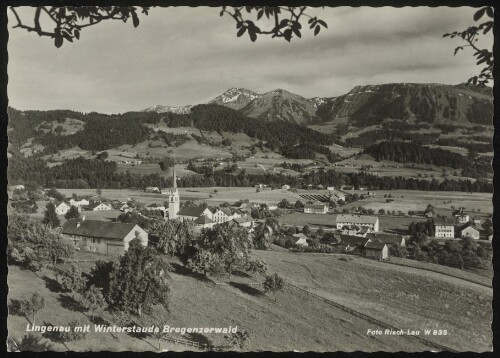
[62,218,148,256]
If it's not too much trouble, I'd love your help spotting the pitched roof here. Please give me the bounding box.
[366,232,404,245]
[62,219,139,241]
[194,215,214,225]
[458,222,478,232]
[177,206,210,217]
[292,233,309,241]
[233,217,253,224]
[365,239,387,250]
[148,202,164,208]
[304,203,327,210]
[54,200,71,207]
[86,202,110,210]
[336,214,378,225]
[338,235,369,247]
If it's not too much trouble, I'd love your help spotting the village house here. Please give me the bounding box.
[118,203,131,212]
[86,202,112,211]
[231,216,255,228]
[454,213,470,224]
[54,201,71,215]
[336,214,380,232]
[145,186,161,194]
[282,184,291,190]
[193,215,216,232]
[366,232,406,247]
[337,234,369,253]
[434,222,455,238]
[292,233,309,247]
[458,223,480,240]
[177,206,213,222]
[61,218,148,256]
[213,207,241,224]
[146,202,166,212]
[329,191,346,203]
[340,225,369,237]
[326,186,335,191]
[69,198,90,208]
[268,204,278,211]
[364,239,389,260]
[304,203,328,214]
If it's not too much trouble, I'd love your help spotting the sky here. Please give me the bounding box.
[7,6,493,114]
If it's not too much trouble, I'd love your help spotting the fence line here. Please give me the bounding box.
[286,283,457,353]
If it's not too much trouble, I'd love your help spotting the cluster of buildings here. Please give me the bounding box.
[60,167,257,256]
[434,210,481,240]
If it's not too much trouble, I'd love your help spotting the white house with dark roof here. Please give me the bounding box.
[86,202,112,211]
[292,233,309,246]
[69,198,90,208]
[304,203,328,214]
[213,207,241,224]
[336,214,379,232]
[434,222,455,238]
[458,223,480,240]
[61,218,148,255]
[177,206,213,222]
[54,201,71,215]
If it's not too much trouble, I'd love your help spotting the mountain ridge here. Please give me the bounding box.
[143,82,493,126]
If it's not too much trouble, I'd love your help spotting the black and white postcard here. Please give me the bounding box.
[5,5,495,352]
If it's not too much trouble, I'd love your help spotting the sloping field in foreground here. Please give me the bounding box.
[253,251,492,352]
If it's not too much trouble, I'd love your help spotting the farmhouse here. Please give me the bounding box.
[292,233,309,247]
[231,216,255,228]
[118,203,131,212]
[54,201,71,215]
[193,215,216,230]
[329,191,346,202]
[454,214,470,224]
[434,222,455,238]
[61,218,148,256]
[282,184,291,190]
[69,198,90,208]
[326,186,335,191]
[86,202,112,211]
[145,186,161,193]
[177,206,213,222]
[336,214,379,232]
[213,207,241,224]
[364,239,388,260]
[304,203,328,214]
[337,235,370,252]
[146,203,166,212]
[366,232,406,247]
[458,223,480,240]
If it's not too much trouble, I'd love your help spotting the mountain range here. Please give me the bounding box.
[143,83,493,126]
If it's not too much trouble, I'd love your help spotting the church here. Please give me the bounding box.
[164,165,180,219]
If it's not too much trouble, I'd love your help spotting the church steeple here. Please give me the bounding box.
[172,164,177,189]
[168,164,179,219]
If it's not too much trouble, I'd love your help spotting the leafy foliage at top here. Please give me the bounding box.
[9,6,150,48]
[444,6,493,85]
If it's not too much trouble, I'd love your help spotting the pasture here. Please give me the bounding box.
[9,252,450,352]
[252,251,493,352]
